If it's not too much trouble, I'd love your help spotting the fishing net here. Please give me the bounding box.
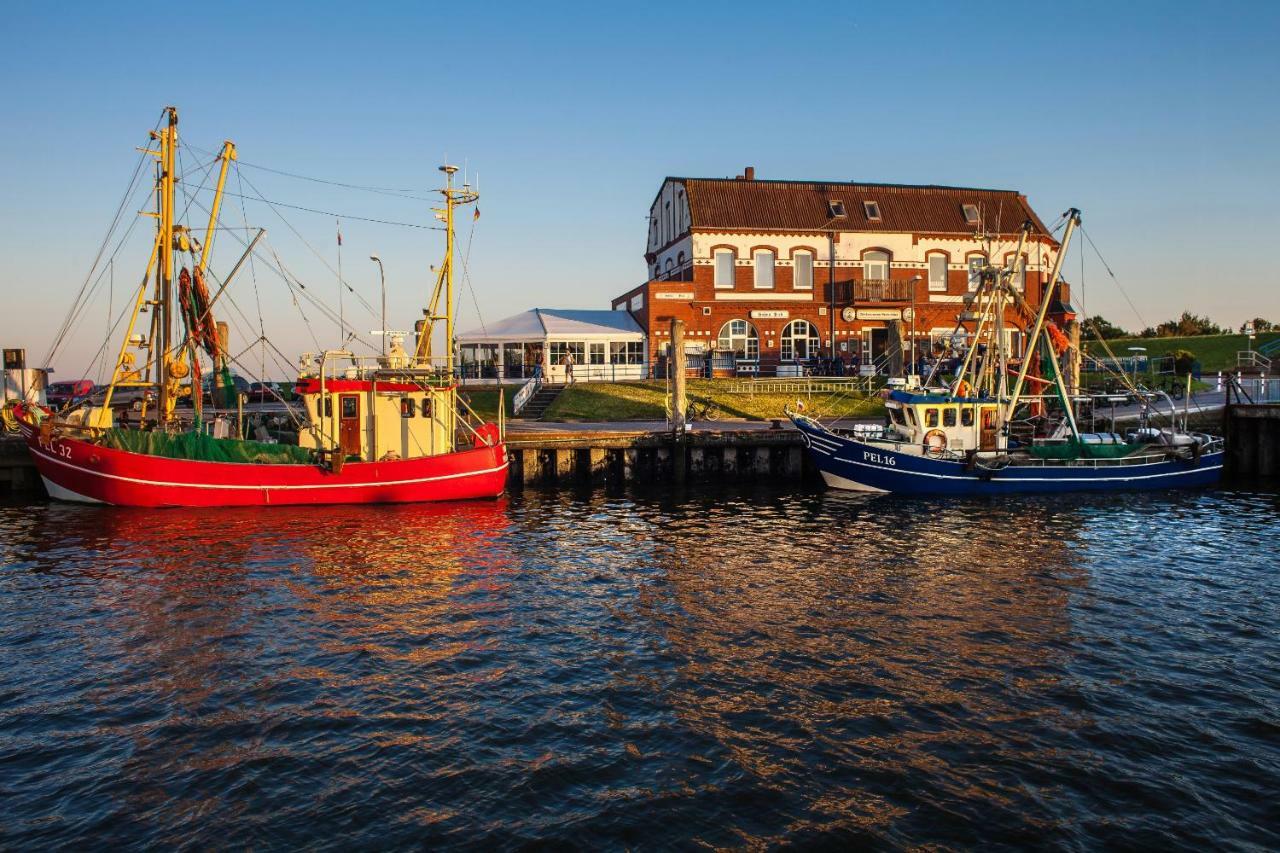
[1027,441,1143,460]
[98,428,314,465]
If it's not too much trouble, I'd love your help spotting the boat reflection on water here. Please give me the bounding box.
[513,486,1094,841]
[3,486,1275,848]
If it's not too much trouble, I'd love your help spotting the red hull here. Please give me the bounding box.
[16,418,508,508]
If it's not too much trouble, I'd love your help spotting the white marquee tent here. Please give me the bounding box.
[457,309,647,382]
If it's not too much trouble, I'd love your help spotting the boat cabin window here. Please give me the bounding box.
[887,408,904,427]
[924,408,939,428]
[421,398,432,418]
[904,408,917,426]
[323,398,332,417]
[961,407,974,427]
[340,397,358,419]
[943,408,957,427]
[400,398,416,418]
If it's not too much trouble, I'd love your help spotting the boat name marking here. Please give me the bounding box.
[862,449,897,467]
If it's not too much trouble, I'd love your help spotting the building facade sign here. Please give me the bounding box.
[750,310,790,319]
[655,291,694,300]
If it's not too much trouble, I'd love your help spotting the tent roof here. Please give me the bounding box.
[457,309,644,343]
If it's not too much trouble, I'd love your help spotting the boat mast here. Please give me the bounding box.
[1005,209,1080,421]
[416,165,478,375]
[157,107,178,424]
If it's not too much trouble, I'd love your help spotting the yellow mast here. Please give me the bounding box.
[199,141,237,274]
[415,164,478,374]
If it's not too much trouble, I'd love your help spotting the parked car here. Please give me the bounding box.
[200,374,253,405]
[45,379,95,408]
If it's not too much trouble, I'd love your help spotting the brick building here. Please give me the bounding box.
[611,168,1072,376]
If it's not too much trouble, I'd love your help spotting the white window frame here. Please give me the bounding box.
[967,255,986,291]
[863,201,881,221]
[793,250,814,290]
[717,319,759,360]
[927,253,948,292]
[1012,255,1026,292]
[962,203,980,225]
[714,249,735,289]
[780,319,820,362]
[753,250,775,289]
[863,250,890,282]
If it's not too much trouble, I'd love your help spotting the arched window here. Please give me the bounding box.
[926,251,948,292]
[717,319,759,360]
[677,251,686,268]
[664,257,674,278]
[793,249,814,289]
[863,250,890,282]
[781,319,821,362]
[967,253,987,291]
[753,249,775,289]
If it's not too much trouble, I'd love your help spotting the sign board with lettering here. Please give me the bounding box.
[856,309,903,321]
[750,310,790,319]
[2,349,24,370]
[655,291,694,300]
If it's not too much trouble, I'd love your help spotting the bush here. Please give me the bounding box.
[1169,349,1197,375]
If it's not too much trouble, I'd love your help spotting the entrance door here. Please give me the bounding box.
[338,394,362,458]
[979,406,998,451]
[862,328,889,372]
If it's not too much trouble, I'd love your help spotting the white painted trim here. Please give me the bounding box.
[33,446,509,492]
[714,292,813,302]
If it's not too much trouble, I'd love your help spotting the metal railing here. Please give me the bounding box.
[728,377,877,395]
[1237,350,1272,371]
[511,376,542,416]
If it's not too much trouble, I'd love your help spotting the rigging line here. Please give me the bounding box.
[44,119,162,367]
[181,180,377,353]
[198,182,444,230]
[458,214,489,342]
[1079,225,1148,332]
[234,168,381,321]
[183,141,432,200]
[235,167,267,379]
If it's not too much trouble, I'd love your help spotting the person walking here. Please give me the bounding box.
[562,350,575,384]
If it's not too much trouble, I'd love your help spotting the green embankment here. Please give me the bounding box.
[542,380,883,422]
[1085,332,1280,372]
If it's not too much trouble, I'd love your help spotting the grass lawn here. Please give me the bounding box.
[1085,332,1280,372]
[542,380,884,422]
[456,388,514,422]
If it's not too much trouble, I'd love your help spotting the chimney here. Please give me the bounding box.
[744,166,755,181]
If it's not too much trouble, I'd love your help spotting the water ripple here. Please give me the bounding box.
[0,486,1277,849]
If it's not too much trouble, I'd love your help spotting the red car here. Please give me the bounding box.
[45,379,95,408]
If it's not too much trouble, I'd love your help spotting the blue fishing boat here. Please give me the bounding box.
[791,210,1224,495]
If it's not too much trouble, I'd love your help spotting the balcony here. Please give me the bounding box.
[835,279,914,304]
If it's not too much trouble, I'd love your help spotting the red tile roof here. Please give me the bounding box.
[676,177,1056,239]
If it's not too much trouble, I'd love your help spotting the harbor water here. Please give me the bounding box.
[1,485,1277,848]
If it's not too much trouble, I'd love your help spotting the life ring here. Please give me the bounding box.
[953,380,972,398]
[923,428,948,457]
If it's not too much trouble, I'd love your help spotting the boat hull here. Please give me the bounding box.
[793,417,1223,495]
[17,419,508,508]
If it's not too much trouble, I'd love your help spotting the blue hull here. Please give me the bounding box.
[794,418,1224,496]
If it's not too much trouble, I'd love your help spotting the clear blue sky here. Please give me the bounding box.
[2,1,1277,378]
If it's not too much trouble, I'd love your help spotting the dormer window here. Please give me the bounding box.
[863,201,881,221]
[828,200,847,218]
[962,204,981,225]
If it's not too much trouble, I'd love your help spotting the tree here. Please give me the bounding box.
[1081,315,1129,340]
[1140,312,1223,337]
[1240,318,1274,334]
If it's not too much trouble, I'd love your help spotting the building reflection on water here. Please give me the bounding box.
[511,487,1093,838]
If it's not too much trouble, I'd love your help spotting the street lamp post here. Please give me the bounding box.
[1127,346,1146,386]
[370,255,386,357]
[906,275,922,381]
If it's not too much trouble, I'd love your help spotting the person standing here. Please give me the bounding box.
[562,350,575,384]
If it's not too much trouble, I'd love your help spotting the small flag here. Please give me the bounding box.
[337,229,343,246]
[336,220,343,246]
[473,207,481,221]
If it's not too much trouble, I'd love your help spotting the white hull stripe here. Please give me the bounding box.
[826,452,1222,484]
[32,447,508,492]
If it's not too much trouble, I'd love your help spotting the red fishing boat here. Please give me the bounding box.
[18,107,507,507]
